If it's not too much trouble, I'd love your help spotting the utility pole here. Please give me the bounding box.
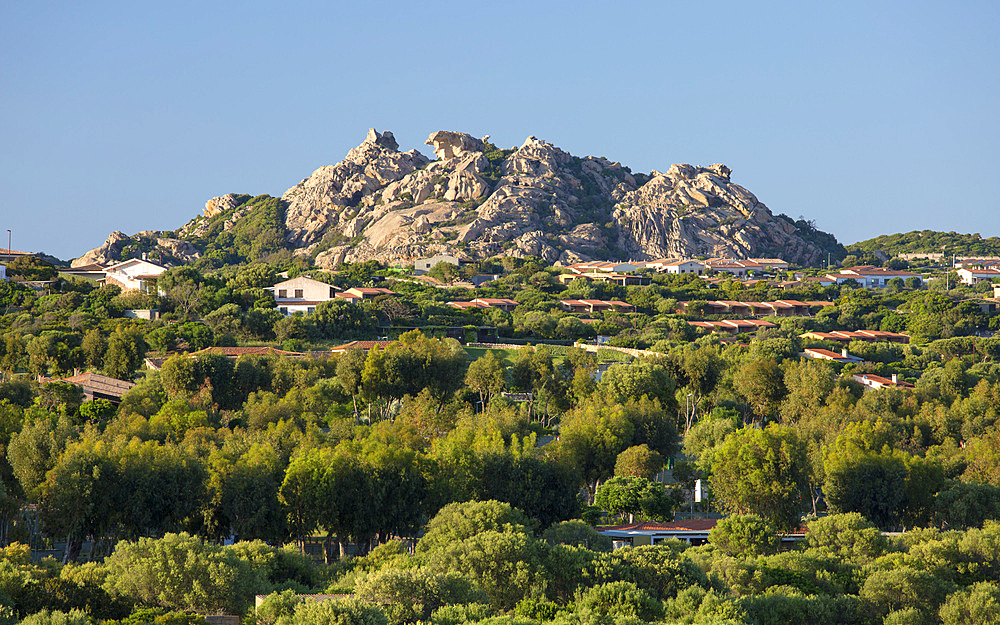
[5,229,9,253]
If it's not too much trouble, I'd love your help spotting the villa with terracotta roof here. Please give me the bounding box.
[565,261,642,274]
[448,298,519,311]
[801,330,910,344]
[599,519,807,549]
[957,267,1000,286]
[336,287,397,303]
[41,372,135,403]
[0,247,32,263]
[689,319,777,334]
[599,519,719,547]
[704,258,763,278]
[826,266,922,288]
[853,373,915,390]
[560,299,635,313]
[749,258,790,271]
[803,347,863,364]
[557,271,651,286]
[330,340,394,353]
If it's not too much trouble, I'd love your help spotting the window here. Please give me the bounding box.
[278,289,287,298]
[308,307,315,314]
[330,287,336,298]
[294,289,304,298]
[279,307,288,315]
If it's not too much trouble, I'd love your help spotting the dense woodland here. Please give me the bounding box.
[2,253,1000,625]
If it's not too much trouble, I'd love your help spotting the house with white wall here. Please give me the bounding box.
[266,276,341,316]
[0,263,5,281]
[827,266,922,288]
[957,268,1000,286]
[101,258,167,292]
[413,254,461,275]
[661,259,707,275]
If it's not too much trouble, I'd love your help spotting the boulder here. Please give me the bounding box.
[425,131,486,160]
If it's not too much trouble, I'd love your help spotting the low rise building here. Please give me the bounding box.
[336,287,396,303]
[658,259,707,275]
[560,299,635,313]
[267,276,341,316]
[957,268,1000,286]
[749,258,790,272]
[101,258,167,292]
[43,372,135,404]
[689,319,777,334]
[413,254,461,275]
[801,330,910,344]
[59,264,107,282]
[828,266,922,288]
[853,373,914,390]
[803,347,863,364]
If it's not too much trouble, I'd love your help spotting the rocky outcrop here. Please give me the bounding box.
[155,237,201,263]
[425,131,487,160]
[77,128,843,267]
[281,129,429,248]
[612,163,828,263]
[73,231,130,267]
[204,193,245,218]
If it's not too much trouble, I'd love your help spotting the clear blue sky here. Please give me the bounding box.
[2,1,998,260]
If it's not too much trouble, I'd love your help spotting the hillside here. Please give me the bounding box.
[74,129,845,268]
[849,230,1000,258]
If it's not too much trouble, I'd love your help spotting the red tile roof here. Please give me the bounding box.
[603,519,719,532]
[189,346,303,357]
[330,340,394,352]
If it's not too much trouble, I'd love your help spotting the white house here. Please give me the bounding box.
[803,348,863,364]
[335,287,396,304]
[750,258,790,272]
[414,254,460,275]
[0,263,5,281]
[705,258,762,278]
[828,266,922,288]
[957,268,1000,286]
[852,373,914,390]
[266,276,341,316]
[660,259,707,275]
[566,261,643,274]
[102,258,167,292]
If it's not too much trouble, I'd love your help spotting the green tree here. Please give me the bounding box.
[81,329,107,371]
[733,358,786,422]
[709,424,809,529]
[416,500,533,555]
[939,581,1000,625]
[103,325,148,380]
[805,513,887,561]
[614,444,665,480]
[465,351,506,407]
[595,477,677,523]
[101,533,265,615]
[601,361,676,407]
[708,514,779,557]
[353,567,485,625]
[540,520,613,552]
[859,566,953,622]
[286,597,387,625]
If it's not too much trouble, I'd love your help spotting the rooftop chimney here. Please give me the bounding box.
[891,373,898,384]
[841,348,849,358]
[142,252,147,261]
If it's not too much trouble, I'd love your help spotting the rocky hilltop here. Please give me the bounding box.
[74,129,843,267]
